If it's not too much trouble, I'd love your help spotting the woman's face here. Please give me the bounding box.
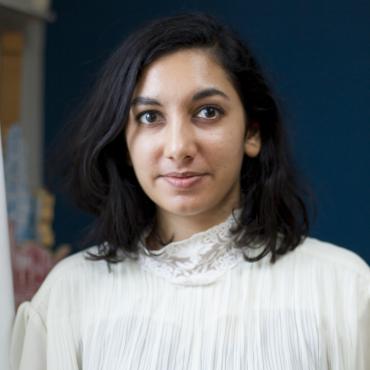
[125,48,260,221]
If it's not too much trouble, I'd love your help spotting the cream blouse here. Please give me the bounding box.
[10,214,370,370]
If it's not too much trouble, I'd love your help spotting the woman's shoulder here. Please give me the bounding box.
[42,246,104,284]
[293,236,369,281]
[48,245,138,276]
[30,246,138,310]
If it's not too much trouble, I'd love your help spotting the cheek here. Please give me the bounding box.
[128,136,159,175]
[206,130,245,162]
[204,111,246,155]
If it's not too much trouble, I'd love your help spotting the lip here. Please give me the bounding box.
[160,172,206,189]
[163,172,203,177]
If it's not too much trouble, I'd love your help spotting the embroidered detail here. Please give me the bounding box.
[138,212,244,286]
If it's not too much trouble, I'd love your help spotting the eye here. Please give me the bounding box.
[196,106,224,120]
[136,110,162,125]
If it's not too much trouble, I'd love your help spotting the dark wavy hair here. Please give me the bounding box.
[63,12,311,264]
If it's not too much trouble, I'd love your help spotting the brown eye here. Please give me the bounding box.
[137,111,161,125]
[196,106,223,119]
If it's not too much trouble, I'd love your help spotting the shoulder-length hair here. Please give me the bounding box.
[64,12,311,264]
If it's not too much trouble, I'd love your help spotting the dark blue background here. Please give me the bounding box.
[44,0,370,262]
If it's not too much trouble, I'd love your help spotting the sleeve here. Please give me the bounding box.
[10,302,47,370]
[355,273,370,370]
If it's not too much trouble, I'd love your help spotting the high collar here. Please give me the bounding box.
[138,211,244,286]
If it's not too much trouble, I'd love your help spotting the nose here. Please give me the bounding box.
[163,117,197,162]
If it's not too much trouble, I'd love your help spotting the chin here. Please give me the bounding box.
[160,197,219,217]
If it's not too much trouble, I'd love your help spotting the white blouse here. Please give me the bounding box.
[10,213,370,370]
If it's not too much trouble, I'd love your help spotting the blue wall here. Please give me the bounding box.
[45,0,370,262]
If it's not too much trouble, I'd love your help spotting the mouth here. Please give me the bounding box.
[159,172,207,189]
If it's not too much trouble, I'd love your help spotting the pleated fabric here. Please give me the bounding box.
[10,228,370,370]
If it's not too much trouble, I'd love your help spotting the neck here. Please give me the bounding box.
[148,204,239,250]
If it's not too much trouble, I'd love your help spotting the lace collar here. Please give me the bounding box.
[137,211,244,286]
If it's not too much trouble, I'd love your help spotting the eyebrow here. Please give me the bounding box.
[130,87,229,107]
[131,96,161,107]
[192,88,229,101]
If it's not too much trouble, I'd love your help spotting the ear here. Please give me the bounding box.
[244,122,261,158]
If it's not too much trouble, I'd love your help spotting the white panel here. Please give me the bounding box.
[0,129,15,370]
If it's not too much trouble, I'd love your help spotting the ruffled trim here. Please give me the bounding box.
[137,211,244,286]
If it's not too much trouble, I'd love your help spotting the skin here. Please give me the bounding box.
[125,48,261,247]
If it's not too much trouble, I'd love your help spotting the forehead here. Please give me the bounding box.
[133,49,238,101]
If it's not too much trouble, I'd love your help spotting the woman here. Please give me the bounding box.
[10,13,369,370]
